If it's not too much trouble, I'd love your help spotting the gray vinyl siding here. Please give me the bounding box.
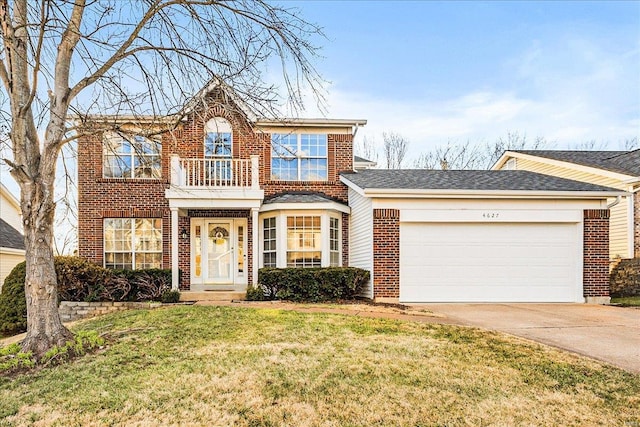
[348,187,373,298]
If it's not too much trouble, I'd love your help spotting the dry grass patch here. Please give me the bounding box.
[0,305,638,426]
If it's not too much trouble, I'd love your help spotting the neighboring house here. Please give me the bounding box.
[76,82,620,303]
[353,155,377,171]
[0,183,25,288]
[492,150,640,260]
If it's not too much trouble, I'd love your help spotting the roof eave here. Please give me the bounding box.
[359,188,628,199]
[496,151,636,181]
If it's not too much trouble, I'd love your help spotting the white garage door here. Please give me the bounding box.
[399,222,579,303]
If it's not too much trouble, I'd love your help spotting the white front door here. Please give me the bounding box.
[191,218,247,289]
[206,222,232,283]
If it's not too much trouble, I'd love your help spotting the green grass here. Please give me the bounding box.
[0,306,639,426]
[611,296,640,307]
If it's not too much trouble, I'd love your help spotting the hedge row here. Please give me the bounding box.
[247,267,370,302]
[0,257,177,337]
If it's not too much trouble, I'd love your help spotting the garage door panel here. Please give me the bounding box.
[399,222,579,303]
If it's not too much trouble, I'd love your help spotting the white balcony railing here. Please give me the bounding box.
[170,155,260,189]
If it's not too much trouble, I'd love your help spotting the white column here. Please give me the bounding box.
[170,155,181,187]
[171,207,180,291]
[252,207,259,285]
[250,155,260,189]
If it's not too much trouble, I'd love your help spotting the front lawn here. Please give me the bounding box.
[1,306,639,426]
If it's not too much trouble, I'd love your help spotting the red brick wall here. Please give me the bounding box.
[372,209,400,299]
[634,194,639,257]
[583,209,610,298]
[77,130,171,267]
[77,90,353,285]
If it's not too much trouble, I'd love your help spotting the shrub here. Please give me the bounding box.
[56,256,112,302]
[610,258,640,297]
[0,258,175,336]
[257,267,370,303]
[161,290,181,303]
[0,262,28,337]
[245,284,268,301]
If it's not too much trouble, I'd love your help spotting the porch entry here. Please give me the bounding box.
[190,218,247,290]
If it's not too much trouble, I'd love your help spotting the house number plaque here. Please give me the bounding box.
[482,212,500,219]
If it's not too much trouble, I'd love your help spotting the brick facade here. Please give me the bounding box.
[372,209,400,299]
[77,88,354,290]
[583,209,611,300]
[634,194,639,257]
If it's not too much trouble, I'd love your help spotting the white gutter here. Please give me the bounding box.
[606,196,622,209]
[255,118,367,128]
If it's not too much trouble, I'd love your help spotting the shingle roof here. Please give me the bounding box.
[513,150,640,176]
[0,218,25,250]
[264,192,347,205]
[354,155,375,164]
[341,169,622,193]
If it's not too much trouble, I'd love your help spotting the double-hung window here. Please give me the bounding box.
[104,218,162,269]
[103,132,161,179]
[205,118,232,182]
[271,134,327,180]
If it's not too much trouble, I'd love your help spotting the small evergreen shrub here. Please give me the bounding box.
[245,284,268,301]
[0,262,28,337]
[257,267,370,302]
[161,290,181,303]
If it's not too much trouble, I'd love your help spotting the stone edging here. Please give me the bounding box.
[58,301,163,322]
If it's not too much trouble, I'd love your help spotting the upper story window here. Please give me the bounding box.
[271,133,328,181]
[205,118,232,158]
[103,132,161,179]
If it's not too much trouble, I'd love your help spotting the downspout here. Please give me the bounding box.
[352,123,360,138]
[607,196,621,209]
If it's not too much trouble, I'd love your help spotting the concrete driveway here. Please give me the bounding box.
[411,303,640,374]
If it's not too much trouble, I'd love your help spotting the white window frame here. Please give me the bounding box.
[103,218,163,270]
[103,132,161,179]
[259,210,341,268]
[270,133,328,181]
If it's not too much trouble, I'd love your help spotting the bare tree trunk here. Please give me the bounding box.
[20,178,73,356]
[13,126,73,356]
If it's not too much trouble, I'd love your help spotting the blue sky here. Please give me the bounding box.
[290,1,640,158]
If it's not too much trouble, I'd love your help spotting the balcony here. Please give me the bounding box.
[165,155,264,209]
[170,155,259,189]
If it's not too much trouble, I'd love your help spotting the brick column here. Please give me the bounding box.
[373,209,400,301]
[583,209,610,304]
[634,194,639,257]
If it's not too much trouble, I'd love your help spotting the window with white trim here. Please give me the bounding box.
[263,217,277,267]
[205,118,233,181]
[103,132,161,179]
[330,217,340,267]
[287,216,322,267]
[104,218,162,269]
[260,211,342,269]
[271,133,328,181]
